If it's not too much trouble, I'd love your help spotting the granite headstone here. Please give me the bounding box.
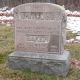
[8,3,70,76]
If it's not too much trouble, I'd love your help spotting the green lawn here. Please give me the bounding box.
[0,25,80,80]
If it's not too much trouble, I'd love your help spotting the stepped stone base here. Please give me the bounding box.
[8,51,70,76]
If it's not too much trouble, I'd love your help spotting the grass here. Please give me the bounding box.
[0,25,14,64]
[65,43,80,60]
[66,31,77,40]
[0,25,80,80]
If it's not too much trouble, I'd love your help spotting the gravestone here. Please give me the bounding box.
[8,3,70,76]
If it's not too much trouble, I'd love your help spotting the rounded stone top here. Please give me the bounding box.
[14,3,65,13]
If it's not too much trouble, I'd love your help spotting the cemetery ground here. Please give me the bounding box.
[0,25,80,80]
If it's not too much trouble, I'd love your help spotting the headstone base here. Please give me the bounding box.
[8,51,70,76]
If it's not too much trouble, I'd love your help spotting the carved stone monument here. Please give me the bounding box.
[8,3,70,76]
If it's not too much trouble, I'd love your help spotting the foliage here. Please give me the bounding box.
[0,25,14,63]
[66,31,77,40]
[65,43,80,60]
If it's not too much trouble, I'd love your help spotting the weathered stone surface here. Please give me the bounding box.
[8,51,70,76]
[8,3,70,76]
[14,3,66,54]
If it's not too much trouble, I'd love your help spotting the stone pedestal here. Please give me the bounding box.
[8,51,70,76]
